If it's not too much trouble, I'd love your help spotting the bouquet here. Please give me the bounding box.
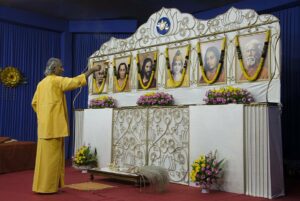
[190,151,224,189]
[203,86,254,105]
[89,96,116,108]
[137,92,174,106]
[73,145,98,167]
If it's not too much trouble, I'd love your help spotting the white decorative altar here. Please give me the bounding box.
[75,104,284,198]
[74,7,284,199]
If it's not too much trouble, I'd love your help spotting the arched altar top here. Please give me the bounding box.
[90,7,279,58]
[88,7,280,106]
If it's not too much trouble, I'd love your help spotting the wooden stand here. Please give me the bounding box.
[88,168,147,187]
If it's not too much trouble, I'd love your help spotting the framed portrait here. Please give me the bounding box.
[236,31,270,82]
[198,38,226,85]
[113,56,131,93]
[137,51,158,90]
[165,45,190,88]
[91,61,109,94]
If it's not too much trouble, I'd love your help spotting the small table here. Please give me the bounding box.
[88,167,147,186]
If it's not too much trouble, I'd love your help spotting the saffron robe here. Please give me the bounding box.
[31,74,86,193]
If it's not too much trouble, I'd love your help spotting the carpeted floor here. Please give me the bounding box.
[0,166,299,201]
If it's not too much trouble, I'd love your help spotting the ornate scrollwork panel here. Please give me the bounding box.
[112,108,148,169]
[147,107,189,184]
[111,107,190,184]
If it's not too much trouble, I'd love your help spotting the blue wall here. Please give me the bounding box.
[0,0,299,160]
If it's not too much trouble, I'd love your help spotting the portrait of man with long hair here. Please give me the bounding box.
[137,51,157,90]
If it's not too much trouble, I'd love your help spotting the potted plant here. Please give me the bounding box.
[73,145,98,173]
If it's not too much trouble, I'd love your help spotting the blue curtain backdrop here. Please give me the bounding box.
[270,6,300,160]
[0,21,61,142]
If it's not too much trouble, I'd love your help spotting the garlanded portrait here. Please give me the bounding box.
[91,61,108,94]
[165,45,190,88]
[235,30,270,82]
[113,56,131,93]
[198,38,226,85]
[136,51,157,90]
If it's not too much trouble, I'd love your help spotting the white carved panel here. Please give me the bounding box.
[112,108,148,168]
[147,107,189,184]
[111,107,189,184]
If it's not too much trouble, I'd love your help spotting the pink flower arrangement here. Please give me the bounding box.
[89,96,116,108]
[137,92,174,106]
[203,86,254,105]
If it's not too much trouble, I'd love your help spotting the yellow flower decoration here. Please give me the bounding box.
[93,78,106,94]
[73,145,97,167]
[95,96,109,101]
[144,92,156,96]
[0,66,22,87]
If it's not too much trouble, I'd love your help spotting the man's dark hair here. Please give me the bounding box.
[141,58,153,80]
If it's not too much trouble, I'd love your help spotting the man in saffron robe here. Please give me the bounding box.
[31,58,100,193]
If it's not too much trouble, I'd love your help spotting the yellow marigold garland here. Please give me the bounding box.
[92,66,108,94]
[113,57,131,92]
[138,73,154,89]
[0,66,22,87]
[137,51,157,90]
[197,38,226,84]
[166,45,190,88]
[114,75,128,92]
[93,78,106,94]
[235,30,270,81]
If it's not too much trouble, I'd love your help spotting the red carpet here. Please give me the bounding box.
[0,166,299,201]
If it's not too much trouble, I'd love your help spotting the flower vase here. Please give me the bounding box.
[78,165,90,173]
[201,187,210,194]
